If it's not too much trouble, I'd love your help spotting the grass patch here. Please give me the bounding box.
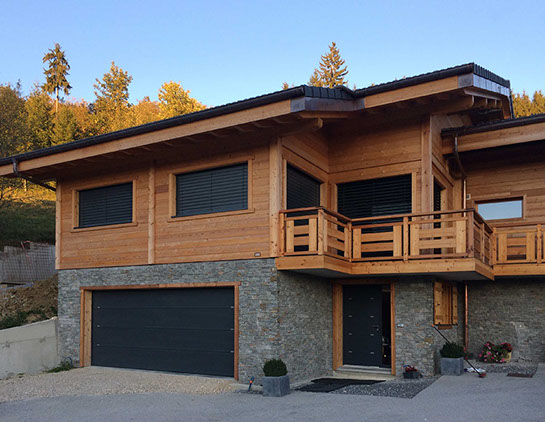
[0,186,55,248]
[47,360,75,373]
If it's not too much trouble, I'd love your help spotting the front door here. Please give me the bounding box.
[342,285,383,367]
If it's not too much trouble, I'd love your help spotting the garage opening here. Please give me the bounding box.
[89,286,235,377]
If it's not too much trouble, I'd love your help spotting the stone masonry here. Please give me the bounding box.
[468,278,545,362]
[58,259,333,384]
[394,277,463,376]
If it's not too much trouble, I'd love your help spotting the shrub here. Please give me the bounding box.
[263,359,288,377]
[440,342,465,358]
[46,359,74,373]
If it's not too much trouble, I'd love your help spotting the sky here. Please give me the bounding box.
[1,0,544,108]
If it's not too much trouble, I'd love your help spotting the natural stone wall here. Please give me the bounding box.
[468,278,545,362]
[277,272,332,383]
[58,259,333,383]
[394,277,462,376]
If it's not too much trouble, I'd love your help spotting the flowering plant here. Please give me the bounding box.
[403,365,418,372]
[478,342,512,363]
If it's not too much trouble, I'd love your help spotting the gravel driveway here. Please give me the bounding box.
[0,367,238,403]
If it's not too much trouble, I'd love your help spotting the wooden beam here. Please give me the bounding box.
[442,120,545,154]
[269,137,283,256]
[55,181,61,269]
[421,117,433,213]
[148,162,156,264]
[0,99,293,177]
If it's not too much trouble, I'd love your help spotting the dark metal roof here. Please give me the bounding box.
[0,62,510,167]
[442,113,545,137]
[354,63,510,96]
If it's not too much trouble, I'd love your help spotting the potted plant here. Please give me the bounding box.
[262,358,290,397]
[440,342,465,376]
[402,365,422,379]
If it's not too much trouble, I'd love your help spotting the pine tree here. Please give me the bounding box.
[93,61,133,132]
[42,43,72,114]
[308,42,348,88]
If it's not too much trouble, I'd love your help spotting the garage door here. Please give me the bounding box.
[91,287,235,377]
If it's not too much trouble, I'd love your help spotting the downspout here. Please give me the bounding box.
[453,137,470,351]
[11,159,56,192]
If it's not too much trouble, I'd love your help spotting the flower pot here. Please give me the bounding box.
[262,375,290,397]
[504,352,512,362]
[440,357,464,376]
[403,371,421,379]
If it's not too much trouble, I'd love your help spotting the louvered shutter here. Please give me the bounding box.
[434,282,446,325]
[176,163,248,217]
[287,165,321,209]
[337,174,412,219]
[78,182,133,228]
[452,286,458,324]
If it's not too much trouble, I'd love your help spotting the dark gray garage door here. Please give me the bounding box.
[91,287,235,377]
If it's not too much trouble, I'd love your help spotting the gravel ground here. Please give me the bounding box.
[0,366,239,403]
[466,360,538,375]
[332,377,439,398]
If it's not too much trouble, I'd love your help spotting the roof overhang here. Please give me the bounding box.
[0,62,513,180]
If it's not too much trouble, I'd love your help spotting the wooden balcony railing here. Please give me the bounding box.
[279,207,494,266]
[493,223,544,264]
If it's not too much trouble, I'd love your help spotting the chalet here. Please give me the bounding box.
[1,63,544,382]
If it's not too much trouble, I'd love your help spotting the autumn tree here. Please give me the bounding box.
[52,105,78,145]
[93,61,133,132]
[158,81,205,119]
[131,97,160,126]
[42,43,72,114]
[25,84,54,149]
[512,90,545,117]
[308,42,348,88]
[0,83,28,157]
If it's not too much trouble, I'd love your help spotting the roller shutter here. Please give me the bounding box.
[337,174,412,219]
[175,163,248,217]
[287,164,321,209]
[78,182,133,228]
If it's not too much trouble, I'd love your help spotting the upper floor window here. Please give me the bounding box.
[286,164,321,209]
[476,198,523,221]
[337,174,412,219]
[175,162,248,217]
[77,182,133,228]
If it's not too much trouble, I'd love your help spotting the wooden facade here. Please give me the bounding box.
[1,65,543,279]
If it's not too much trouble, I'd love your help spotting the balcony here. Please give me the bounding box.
[493,223,545,276]
[276,207,496,280]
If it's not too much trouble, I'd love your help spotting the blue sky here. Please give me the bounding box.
[1,0,543,107]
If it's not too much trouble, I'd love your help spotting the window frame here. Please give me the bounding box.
[168,158,254,222]
[72,179,137,232]
[474,195,525,223]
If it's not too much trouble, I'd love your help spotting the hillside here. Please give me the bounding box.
[0,187,55,248]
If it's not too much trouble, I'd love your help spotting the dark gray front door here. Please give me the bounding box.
[91,287,234,377]
[342,285,383,366]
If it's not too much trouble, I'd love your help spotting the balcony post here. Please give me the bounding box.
[491,227,497,265]
[467,211,475,257]
[279,212,286,256]
[317,209,325,255]
[538,224,542,264]
[345,222,352,260]
[403,216,409,261]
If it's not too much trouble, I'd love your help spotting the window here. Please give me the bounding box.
[337,174,412,219]
[77,182,133,228]
[434,282,458,326]
[175,162,248,217]
[286,164,321,209]
[476,198,523,221]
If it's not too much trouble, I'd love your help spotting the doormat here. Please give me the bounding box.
[298,378,382,393]
[507,373,534,378]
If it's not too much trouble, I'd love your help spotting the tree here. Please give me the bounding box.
[25,84,54,149]
[42,43,72,114]
[0,82,28,157]
[158,81,205,119]
[93,61,133,132]
[512,90,545,118]
[131,96,160,126]
[52,105,77,145]
[308,42,348,88]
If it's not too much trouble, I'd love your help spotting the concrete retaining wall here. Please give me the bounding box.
[0,318,60,379]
